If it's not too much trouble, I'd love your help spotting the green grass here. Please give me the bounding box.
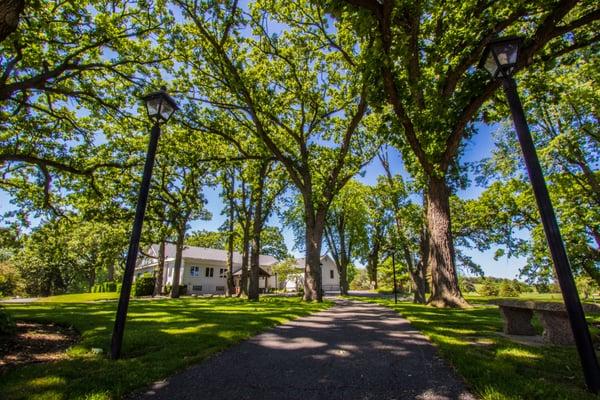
[32,292,121,303]
[1,295,331,400]
[350,296,600,400]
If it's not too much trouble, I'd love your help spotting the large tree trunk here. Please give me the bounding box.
[248,163,267,301]
[0,0,24,44]
[304,212,324,302]
[154,240,165,296]
[237,223,250,297]
[339,258,349,295]
[426,176,469,308]
[170,232,184,298]
[225,172,235,297]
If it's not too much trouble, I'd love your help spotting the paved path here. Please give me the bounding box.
[134,300,475,400]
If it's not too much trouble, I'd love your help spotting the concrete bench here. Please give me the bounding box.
[495,300,600,345]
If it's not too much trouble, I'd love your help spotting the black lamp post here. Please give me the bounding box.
[110,86,178,360]
[479,37,600,393]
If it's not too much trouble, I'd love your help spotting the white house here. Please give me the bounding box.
[135,244,279,295]
[135,244,341,294]
[285,254,340,293]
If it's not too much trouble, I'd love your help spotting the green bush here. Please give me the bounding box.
[104,281,117,292]
[133,276,155,297]
[163,284,187,296]
[0,306,15,336]
[478,280,499,296]
[499,280,521,297]
[116,283,122,293]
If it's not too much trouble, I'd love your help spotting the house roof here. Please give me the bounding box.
[293,254,334,269]
[148,243,279,266]
[232,266,271,277]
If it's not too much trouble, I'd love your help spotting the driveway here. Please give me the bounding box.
[133,299,475,400]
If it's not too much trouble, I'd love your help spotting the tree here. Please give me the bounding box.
[324,180,369,295]
[467,49,599,286]
[0,1,172,215]
[0,0,24,44]
[334,0,600,307]
[378,151,429,303]
[172,0,384,301]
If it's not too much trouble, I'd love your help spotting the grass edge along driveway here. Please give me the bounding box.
[1,295,332,400]
[349,296,600,400]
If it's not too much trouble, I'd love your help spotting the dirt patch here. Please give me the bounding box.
[0,322,79,372]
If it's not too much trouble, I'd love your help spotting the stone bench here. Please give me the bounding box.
[494,300,600,345]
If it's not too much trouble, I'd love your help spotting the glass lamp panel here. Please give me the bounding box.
[492,42,518,66]
[483,51,498,76]
[146,97,162,119]
[160,101,175,122]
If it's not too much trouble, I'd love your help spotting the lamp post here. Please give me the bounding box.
[110,86,178,360]
[392,252,398,304]
[479,37,600,392]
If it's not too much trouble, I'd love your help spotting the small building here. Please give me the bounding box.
[135,244,340,295]
[285,254,340,293]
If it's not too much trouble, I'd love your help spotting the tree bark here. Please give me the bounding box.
[237,223,250,297]
[0,0,24,44]
[304,211,324,302]
[249,162,267,301]
[107,261,115,282]
[225,171,235,297]
[426,175,469,308]
[170,231,184,298]
[154,240,165,296]
[367,230,380,289]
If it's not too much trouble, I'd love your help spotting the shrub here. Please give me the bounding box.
[0,262,21,297]
[133,275,155,297]
[499,280,521,297]
[459,279,476,293]
[104,281,117,292]
[0,306,15,336]
[478,280,499,296]
[116,283,122,293]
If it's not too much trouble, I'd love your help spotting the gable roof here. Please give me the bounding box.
[148,243,279,266]
[293,254,335,269]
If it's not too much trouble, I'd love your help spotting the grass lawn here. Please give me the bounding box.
[1,294,331,400]
[350,296,600,400]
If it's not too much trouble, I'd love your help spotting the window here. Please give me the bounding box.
[219,268,227,278]
[330,270,334,279]
[216,286,225,292]
[205,267,214,277]
[190,266,200,277]
[192,285,202,291]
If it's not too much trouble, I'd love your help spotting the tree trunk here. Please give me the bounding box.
[0,0,24,44]
[237,223,250,297]
[225,174,236,297]
[107,261,115,282]
[367,238,380,289]
[426,175,469,308]
[171,231,184,298]
[304,213,324,302]
[88,269,96,292]
[249,163,267,301]
[339,258,349,295]
[154,240,165,296]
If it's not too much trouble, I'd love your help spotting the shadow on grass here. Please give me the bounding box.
[350,297,599,400]
[0,297,330,400]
